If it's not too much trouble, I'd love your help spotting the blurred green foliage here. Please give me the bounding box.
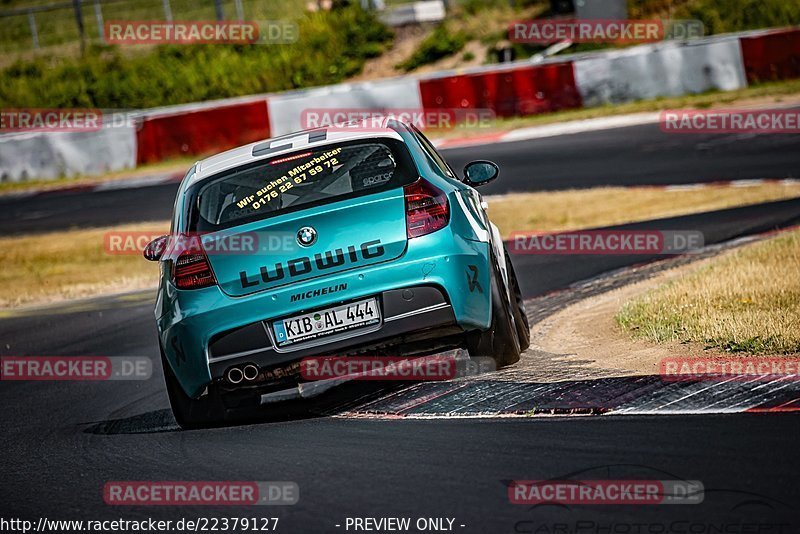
[0,0,310,53]
[0,5,392,108]
[629,0,799,33]
[673,0,800,35]
[396,24,467,72]
[506,0,800,60]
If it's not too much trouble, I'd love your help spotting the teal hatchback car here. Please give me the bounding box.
[144,119,529,428]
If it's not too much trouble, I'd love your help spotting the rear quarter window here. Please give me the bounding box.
[187,138,417,232]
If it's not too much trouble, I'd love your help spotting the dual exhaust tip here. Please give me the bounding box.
[226,364,259,384]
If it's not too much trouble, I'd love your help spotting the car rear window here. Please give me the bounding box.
[187,138,417,232]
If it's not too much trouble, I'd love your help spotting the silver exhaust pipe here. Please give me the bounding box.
[226,367,244,384]
[243,364,259,382]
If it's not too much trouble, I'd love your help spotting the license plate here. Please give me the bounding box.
[272,298,380,347]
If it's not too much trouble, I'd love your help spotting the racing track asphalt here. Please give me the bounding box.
[2,196,800,530]
[1,121,799,235]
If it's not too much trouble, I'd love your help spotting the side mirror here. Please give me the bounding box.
[143,235,169,262]
[463,160,499,187]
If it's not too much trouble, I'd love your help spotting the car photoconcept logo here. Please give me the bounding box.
[297,226,317,247]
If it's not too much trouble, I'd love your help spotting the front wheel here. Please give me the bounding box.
[467,253,522,368]
[161,346,225,429]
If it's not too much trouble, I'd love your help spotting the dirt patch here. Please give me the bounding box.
[350,25,432,81]
[411,40,489,74]
[352,28,489,80]
[529,256,738,377]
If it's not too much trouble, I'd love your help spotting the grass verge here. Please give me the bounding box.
[3,182,800,309]
[615,228,800,354]
[0,222,167,309]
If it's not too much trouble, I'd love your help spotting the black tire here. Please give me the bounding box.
[506,250,530,351]
[160,346,226,429]
[467,252,522,367]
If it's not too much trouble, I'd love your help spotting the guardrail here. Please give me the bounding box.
[1,26,798,182]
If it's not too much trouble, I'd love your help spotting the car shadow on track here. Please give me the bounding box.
[81,381,410,434]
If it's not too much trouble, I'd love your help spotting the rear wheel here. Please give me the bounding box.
[506,251,530,351]
[161,346,226,429]
[467,252,522,367]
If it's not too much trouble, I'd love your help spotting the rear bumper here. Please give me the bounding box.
[156,232,492,398]
[207,285,459,380]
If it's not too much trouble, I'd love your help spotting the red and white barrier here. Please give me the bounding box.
[739,27,800,83]
[0,125,136,182]
[135,97,270,165]
[1,27,798,182]
[266,77,422,137]
[420,61,581,117]
[573,37,747,107]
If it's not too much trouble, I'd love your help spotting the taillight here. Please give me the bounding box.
[170,236,217,290]
[404,179,450,238]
